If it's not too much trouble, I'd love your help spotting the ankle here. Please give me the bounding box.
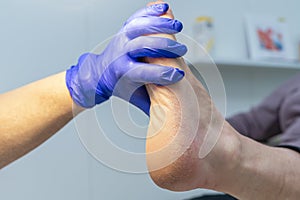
[201,122,242,191]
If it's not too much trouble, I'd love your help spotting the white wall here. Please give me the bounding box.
[172,0,300,60]
[0,0,299,200]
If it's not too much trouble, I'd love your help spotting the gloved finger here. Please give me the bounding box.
[124,17,183,39]
[128,86,151,116]
[77,52,97,66]
[125,63,185,85]
[126,3,169,23]
[126,36,187,58]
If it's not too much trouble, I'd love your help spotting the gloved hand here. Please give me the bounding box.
[66,3,187,115]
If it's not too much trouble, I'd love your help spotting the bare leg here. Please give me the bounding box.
[145,1,233,191]
[144,2,300,200]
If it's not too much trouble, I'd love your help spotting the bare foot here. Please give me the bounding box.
[144,4,300,200]
[145,1,241,191]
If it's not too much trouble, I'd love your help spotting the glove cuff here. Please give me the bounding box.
[66,65,108,108]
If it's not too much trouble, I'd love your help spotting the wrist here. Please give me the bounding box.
[65,61,109,109]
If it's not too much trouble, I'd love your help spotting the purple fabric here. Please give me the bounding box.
[227,73,300,151]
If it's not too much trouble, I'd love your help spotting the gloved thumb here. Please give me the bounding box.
[125,63,185,85]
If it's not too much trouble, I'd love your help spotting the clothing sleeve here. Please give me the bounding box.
[227,86,284,142]
[277,87,300,152]
[227,73,300,143]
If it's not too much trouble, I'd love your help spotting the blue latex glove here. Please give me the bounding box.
[66,3,187,115]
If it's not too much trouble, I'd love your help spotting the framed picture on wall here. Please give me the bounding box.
[245,15,295,61]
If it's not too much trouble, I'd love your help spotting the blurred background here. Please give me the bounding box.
[0,0,299,199]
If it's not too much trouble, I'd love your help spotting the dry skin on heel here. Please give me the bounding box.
[144,1,210,191]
